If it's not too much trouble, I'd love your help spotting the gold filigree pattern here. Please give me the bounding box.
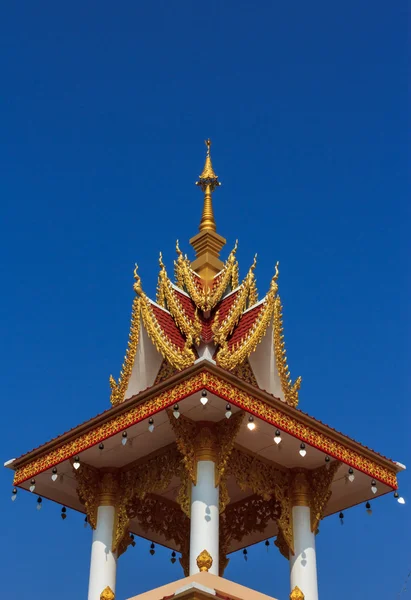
[174,242,239,311]
[71,461,100,530]
[309,462,341,532]
[215,412,244,485]
[231,360,258,386]
[273,295,301,408]
[113,446,183,552]
[156,254,202,344]
[167,412,198,483]
[220,494,281,572]
[129,494,190,576]
[13,369,398,489]
[168,412,242,488]
[154,359,178,384]
[227,447,294,555]
[109,296,141,406]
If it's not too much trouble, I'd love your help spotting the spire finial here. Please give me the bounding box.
[196,139,220,232]
[190,141,226,281]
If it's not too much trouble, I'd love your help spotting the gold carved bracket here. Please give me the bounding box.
[168,411,243,497]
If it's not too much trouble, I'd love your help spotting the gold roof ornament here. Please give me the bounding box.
[196,549,213,572]
[190,140,226,282]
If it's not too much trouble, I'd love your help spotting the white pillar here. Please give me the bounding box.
[289,505,318,600]
[88,505,118,600]
[189,460,219,575]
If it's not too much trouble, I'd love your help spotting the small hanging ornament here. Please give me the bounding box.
[51,467,58,482]
[243,548,248,562]
[122,431,128,446]
[366,502,372,515]
[61,506,67,520]
[339,512,344,525]
[36,497,42,511]
[170,551,176,564]
[84,516,88,528]
[29,479,36,493]
[149,542,155,556]
[265,539,270,552]
[11,488,17,502]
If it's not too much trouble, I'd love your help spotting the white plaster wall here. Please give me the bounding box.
[248,321,285,400]
[125,318,163,398]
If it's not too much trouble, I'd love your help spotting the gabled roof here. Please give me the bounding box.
[109,248,300,408]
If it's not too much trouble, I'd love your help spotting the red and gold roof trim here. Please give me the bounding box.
[13,366,398,488]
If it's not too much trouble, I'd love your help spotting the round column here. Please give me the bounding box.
[88,477,118,600]
[189,427,219,576]
[289,471,318,600]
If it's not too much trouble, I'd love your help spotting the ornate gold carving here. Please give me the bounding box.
[168,412,243,489]
[14,369,398,489]
[113,446,183,552]
[100,472,120,506]
[230,360,258,386]
[309,461,341,532]
[139,288,197,372]
[197,549,213,572]
[109,296,140,406]
[291,470,311,507]
[167,412,198,483]
[220,494,281,574]
[154,359,178,384]
[174,242,239,311]
[275,529,290,560]
[216,269,279,370]
[212,258,258,346]
[176,468,192,518]
[156,254,202,345]
[128,494,190,576]
[273,294,301,408]
[117,531,135,558]
[227,448,294,555]
[290,587,304,600]
[100,587,115,600]
[215,412,244,486]
[71,461,100,530]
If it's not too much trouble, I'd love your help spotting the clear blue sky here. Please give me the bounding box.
[1,2,409,599]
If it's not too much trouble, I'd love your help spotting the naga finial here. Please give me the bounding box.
[133,263,142,296]
[159,251,165,270]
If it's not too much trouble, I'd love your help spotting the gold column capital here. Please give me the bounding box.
[290,469,312,507]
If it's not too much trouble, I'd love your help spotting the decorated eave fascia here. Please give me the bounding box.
[8,362,402,488]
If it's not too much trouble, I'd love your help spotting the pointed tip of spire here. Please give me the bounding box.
[196,139,220,186]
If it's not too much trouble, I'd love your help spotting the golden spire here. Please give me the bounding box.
[196,139,220,232]
[190,140,226,282]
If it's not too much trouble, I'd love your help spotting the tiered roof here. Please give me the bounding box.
[110,142,301,409]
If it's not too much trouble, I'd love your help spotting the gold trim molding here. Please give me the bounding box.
[13,367,398,489]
